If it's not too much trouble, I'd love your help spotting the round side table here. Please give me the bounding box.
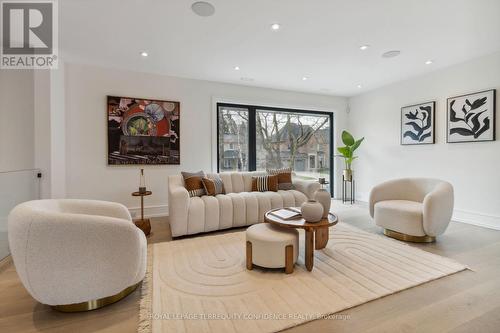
[132,191,152,236]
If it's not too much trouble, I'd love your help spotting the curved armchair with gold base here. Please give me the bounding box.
[8,199,147,312]
[369,178,454,243]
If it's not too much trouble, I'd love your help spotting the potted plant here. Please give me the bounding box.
[337,130,364,181]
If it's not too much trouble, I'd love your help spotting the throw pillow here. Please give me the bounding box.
[202,175,225,196]
[267,167,293,190]
[181,171,206,197]
[251,175,278,192]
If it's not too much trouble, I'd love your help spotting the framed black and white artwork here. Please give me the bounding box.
[401,101,435,145]
[447,89,496,143]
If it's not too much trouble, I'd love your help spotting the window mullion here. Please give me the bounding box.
[248,107,257,171]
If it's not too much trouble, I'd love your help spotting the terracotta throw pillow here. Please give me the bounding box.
[251,175,279,192]
[267,167,293,190]
[202,175,225,196]
[181,171,206,197]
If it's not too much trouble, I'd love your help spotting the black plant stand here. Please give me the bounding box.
[342,176,355,204]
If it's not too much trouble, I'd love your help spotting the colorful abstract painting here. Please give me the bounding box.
[107,96,180,165]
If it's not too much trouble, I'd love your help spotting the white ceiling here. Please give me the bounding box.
[60,0,500,97]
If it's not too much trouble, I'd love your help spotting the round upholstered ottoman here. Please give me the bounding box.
[246,223,299,274]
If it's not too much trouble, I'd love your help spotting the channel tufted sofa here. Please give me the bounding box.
[168,171,321,237]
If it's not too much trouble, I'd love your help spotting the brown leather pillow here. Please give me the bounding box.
[181,171,206,197]
[267,167,293,190]
[202,175,225,196]
[251,175,278,192]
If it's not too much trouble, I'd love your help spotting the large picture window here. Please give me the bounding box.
[217,103,334,194]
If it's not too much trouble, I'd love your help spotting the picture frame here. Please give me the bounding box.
[447,89,496,143]
[401,101,436,145]
[107,95,180,165]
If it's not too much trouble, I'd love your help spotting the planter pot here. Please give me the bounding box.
[314,189,331,218]
[343,169,353,181]
[301,200,323,223]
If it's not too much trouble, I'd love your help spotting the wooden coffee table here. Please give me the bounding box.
[265,207,338,271]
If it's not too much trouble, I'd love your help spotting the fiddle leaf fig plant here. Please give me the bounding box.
[337,130,364,170]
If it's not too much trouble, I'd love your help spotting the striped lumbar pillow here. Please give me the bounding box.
[267,167,293,190]
[202,175,225,196]
[251,175,278,192]
[181,171,206,197]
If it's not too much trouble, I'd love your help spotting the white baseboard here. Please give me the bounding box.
[356,200,500,231]
[452,209,500,230]
[128,204,168,219]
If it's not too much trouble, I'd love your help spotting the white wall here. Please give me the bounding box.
[348,52,500,229]
[0,70,34,172]
[33,66,67,199]
[64,63,348,216]
[0,70,34,238]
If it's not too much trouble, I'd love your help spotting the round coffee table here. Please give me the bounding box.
[265,207,338,271]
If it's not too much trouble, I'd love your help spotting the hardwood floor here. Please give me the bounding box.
[1,201,500,332]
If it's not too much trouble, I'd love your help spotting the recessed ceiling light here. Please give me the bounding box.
[382,50,401,58]
[234,66,240,70]
[360,45,370,50]
[425,60,433,65]
[240,77,254,82]
[357,84,363,89]
[191,1,215,17]
[271,23,281,30]
[140,51,148,57]
[302,76,308,81]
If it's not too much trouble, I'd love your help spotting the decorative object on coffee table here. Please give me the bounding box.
[265,208,338,271]
[315,178,331,218]
[132,190,152,236]
[300,200,323,223]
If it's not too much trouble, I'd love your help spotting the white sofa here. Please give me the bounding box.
[8,199,147,310]
[369,178,454,242]
[168,171,320,237]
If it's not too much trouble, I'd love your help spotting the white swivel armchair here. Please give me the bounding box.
[8,199,147,311]
[369,178,454,242]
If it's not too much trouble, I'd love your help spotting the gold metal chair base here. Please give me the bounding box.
[384,229,436,243]
[52,281,141,312]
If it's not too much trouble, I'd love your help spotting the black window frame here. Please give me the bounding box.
[216,102,334,195]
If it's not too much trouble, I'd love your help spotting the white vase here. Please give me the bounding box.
[314,189,331,218]
[301,200,323,223]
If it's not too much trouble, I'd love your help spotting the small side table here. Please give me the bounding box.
[132,191,152,236]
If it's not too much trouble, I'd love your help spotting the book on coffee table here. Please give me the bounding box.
[269,208,302,220]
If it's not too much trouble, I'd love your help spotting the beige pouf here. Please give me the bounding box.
[246,223,299,274]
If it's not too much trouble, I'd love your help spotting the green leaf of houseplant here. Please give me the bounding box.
[350,137,365,152]
[342,130,355,146]
[337,146,350,157]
